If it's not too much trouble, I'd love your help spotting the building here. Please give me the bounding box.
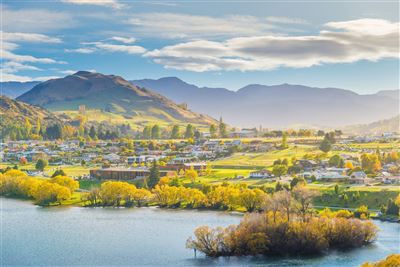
[249,169,274,178]
[90,167,173,180]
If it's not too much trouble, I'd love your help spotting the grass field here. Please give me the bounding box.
[212,145,318,168]
[335,142,400,150]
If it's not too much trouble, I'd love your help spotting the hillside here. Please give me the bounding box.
[342,116,400,135]
[17,72,216,126]
[132,78,399,128]
[1,81,40,98]
[0,96,60,126]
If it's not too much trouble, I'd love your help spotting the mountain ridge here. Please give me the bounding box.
[131,77,399,128]
[17,72,216,126]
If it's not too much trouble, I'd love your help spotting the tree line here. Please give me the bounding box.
[0,170,78,205]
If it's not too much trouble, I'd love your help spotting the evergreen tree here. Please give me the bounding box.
[218,117,227,138]
[147,160,160,188]
[151,124,160,139]
[89,126,97,139]
[142,126,151,139]
[35,159,48,171]
[319,135,332,153]
[184,124,194,139]
[170,125,180,139]
[209,124,217,138]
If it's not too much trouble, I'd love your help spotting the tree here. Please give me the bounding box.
[209,124,217,138]
[89,126,97,139]
[170,125,180,139]
[24,118,32,138]
[46,124,63,140]
[276,190,295,221]
[51,169,66,178]
[319,135,332,153]
[142,126,151,139]
[186,167,198,184]
[185,124,194,139]
[281,133,288,149]
[334,184,339,195]
[19,157,28,165]
[329,155,344,168]
[218,117,227,138]
[345,161,354,169]
[50,175,79,194]
[35,118,42,135]
[272,164,288,179]
[35,159,48,171]
[147,161,160,188]
[293,186,320,221]
[151,124,160,139]
[290,176,306,189]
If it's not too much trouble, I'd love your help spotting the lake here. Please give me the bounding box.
[1,198,399,266]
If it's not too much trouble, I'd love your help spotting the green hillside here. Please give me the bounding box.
[17,71,216,126]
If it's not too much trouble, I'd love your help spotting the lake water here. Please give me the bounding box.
[1,198,399,266]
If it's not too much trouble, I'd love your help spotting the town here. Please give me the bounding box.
[1,127,399,216]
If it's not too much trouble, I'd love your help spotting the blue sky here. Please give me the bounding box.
[1,0,399,94]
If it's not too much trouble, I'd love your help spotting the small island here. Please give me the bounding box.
[186,190,378,257]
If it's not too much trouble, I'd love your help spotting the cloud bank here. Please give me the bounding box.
[144,19,399,72]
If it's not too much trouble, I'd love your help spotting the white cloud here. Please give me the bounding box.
[0,30,65,82]
[110,36,137,44]
[2,31,62,43]
[3,62,41,73]
[127,13,278,39]
[145,19,399,72]
[58,69,97,75]
[61,0,124,9]
[66,41,146,55]
[1,6,74,33]
[266,16,309,25]
[65,47,97,54]
[94,43,146,54]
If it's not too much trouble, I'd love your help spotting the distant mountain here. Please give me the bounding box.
[17,72,215,125]
[132,78,399,128]
[375,90,399,100]
[342,116,399,135]
[1,81,40,98]
[0,95,60,126]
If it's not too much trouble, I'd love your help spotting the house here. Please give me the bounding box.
[103,153,121,163]
[249,169,274,178]
[318,172,349,182]
[350,171,367,179]
[297,160,318,171]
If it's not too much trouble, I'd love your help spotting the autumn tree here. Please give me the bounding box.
[272,164,288,179]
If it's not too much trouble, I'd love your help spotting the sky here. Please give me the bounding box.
[1,0,399,94]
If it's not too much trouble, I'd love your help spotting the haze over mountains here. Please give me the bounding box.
[16,72,215,125]
[2,72,398,129]
[132,77,399,128]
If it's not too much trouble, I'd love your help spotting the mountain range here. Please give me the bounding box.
[2,72,398,129]
[16,71,215,126]
[132,77,399,128]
